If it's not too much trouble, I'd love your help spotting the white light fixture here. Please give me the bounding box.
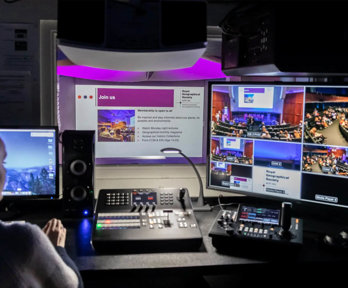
[58,42,206,72]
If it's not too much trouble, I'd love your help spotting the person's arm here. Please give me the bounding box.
[16,222,80,288]
[42,218,84,288]
[55,246,84,288]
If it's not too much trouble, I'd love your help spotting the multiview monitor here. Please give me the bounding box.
[208,82,348,209]
[0,127,59,199]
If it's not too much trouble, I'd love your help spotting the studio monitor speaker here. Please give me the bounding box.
[62,130,95,216]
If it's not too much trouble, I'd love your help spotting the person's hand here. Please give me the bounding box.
[42,218,67,248]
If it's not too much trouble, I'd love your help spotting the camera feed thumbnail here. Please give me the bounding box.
[210,162,252,192]
[253,141,302,198]
[211,137,253,165]
[211,85,303,142]
[254,141,302,171]
[304,87,348,146]
[98,110,135,142]
[302,145,348,177]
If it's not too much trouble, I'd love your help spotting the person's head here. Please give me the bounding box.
[0,138,7,201]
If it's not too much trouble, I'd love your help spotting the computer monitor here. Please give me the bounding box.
[0,127,59,199]
[207,82,348,211]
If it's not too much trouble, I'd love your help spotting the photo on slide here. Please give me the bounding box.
[98,109,135,142]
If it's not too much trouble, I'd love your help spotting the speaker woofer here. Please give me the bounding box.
[70,186,88,202]
[70,159,88,176]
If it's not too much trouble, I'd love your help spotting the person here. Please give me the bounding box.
[215,110,221,122]
[0,138,83,288]
[309,127,325,143]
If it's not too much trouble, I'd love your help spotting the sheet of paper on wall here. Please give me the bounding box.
[0,23,37,73]
[0,23,38,125]
[0,71,32,125]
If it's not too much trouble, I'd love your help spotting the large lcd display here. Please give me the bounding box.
[73,84,205,163]
[0,127,58,198]
[208,82,348,208]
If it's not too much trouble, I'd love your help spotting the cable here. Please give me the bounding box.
[4,0,22,3]
[210,194,238,210]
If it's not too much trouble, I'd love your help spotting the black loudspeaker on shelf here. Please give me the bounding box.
[62,130,95,217]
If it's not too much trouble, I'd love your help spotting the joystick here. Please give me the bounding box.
[279,202,293,239]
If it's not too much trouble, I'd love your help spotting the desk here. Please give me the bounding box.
[13,200,348,287]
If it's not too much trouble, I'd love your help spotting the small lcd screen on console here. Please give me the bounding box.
[132,191,157,205]
[238,205,280,225]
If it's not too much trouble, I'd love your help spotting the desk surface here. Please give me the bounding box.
[19,202,348,280]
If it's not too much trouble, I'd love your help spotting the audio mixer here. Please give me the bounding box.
[92,188,203,253]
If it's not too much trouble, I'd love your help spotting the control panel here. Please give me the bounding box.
[92,188,202,253]
[209,203,303,253]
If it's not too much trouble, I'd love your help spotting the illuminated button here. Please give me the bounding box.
[244,227,249,232]
[149,225,154,229]
[259,229,263,234]
[96,223,102,229]
[190,223,197,228]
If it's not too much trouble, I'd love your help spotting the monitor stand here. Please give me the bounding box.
[0,202,21,221]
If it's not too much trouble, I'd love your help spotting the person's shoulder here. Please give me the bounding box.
[0,221,43,244]
[0,221,44,263]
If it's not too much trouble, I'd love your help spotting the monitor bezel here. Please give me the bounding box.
[206,81,348,213]
[0,126,59,201]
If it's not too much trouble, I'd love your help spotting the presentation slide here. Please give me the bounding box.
[222,138,241,149]
[229,175,253,192]
[238,87,274,109]
[75,85,204,159]
[252,166,301,199]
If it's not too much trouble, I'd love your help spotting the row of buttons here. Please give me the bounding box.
[239,226,270,235]
[159,192,174,205]
[98,212,139,219]
[105,192,130,206]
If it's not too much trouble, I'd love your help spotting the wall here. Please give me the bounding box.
[282,92,303,125]
[0,0,58,125]
[93,164,235,199]
[212,91,230,121]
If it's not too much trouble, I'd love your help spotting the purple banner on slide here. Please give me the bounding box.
[244,88,265,93]
[234,177,247,182]
[97,88,174,107]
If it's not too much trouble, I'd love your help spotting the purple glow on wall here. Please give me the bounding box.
[56,58,225,81]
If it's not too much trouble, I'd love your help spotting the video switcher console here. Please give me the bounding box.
[92,188,203,253]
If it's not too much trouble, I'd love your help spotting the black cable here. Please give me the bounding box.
[4,0,22,3]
